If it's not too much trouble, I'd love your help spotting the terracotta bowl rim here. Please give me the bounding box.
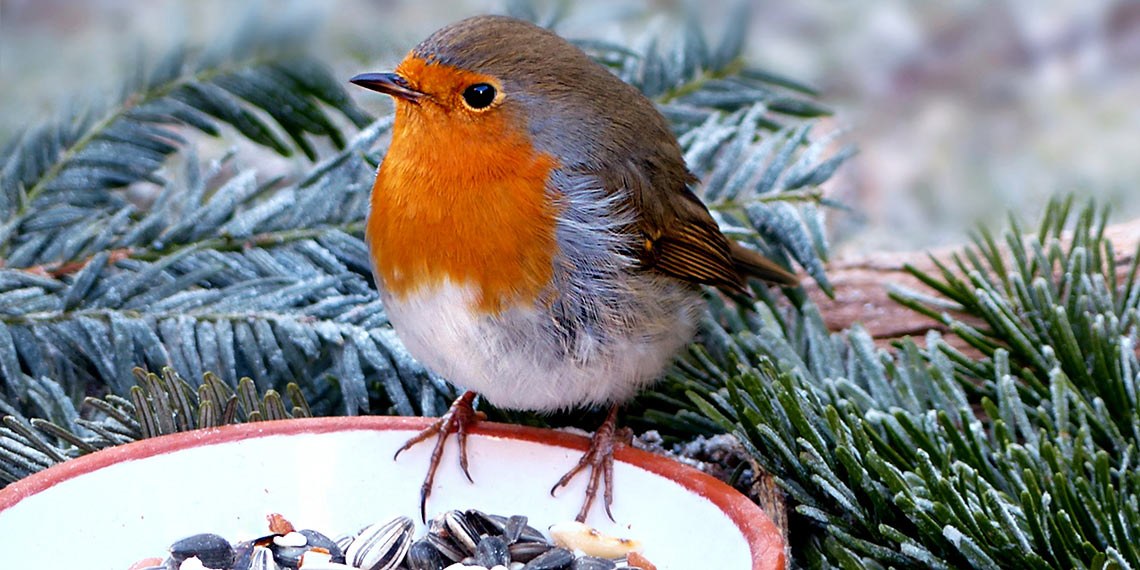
[0,416,785,570]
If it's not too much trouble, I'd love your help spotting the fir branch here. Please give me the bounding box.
[0,12,372,267]
[670,199,1140,567]
[0,367,321,484]
[891,197,1140,408]
[575,2,831,126]
[0,120,444,430]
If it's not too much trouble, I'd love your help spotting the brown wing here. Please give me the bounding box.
[601,159,799,295]
[647,208,748,293]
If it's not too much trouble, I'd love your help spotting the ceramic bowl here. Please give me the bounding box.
[0,416,785,569]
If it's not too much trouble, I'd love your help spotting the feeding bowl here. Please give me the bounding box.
[0,416,785,569]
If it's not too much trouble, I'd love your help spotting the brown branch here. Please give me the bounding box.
[805,218,1140,350]
[1,248,134,279]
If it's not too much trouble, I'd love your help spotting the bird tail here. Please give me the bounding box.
[728,241,800,287]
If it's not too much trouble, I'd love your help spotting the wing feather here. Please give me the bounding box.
[594,159,797,294]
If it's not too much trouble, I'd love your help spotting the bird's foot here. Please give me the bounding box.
[550,404,632,523]
[394,390,486,522]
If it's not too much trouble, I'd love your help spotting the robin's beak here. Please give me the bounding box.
[349,72,424,102]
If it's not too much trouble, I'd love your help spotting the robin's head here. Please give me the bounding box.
[355,16,645,312]
[350,15,679,171]
[351,16,700,313]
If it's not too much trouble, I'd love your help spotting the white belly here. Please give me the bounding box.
[381,279,701,412]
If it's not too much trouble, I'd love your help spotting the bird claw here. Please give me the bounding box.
[394,391,483,522]
[550,405,630,523]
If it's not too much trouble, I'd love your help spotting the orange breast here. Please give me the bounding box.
[367,65,559,314]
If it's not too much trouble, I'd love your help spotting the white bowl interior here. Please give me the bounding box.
[0,426,754,569]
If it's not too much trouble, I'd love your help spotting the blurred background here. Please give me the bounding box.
[2,0,1138,256]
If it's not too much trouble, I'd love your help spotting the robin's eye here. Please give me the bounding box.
[462,83,497,109]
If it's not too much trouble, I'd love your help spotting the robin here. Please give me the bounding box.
[350,14,797,523]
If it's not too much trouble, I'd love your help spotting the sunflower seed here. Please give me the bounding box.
[571,556,616,570]
[333,533,354,555]
[169,533,235,569]
[520,547,574,570]
[249,545,282,570]
[502,516,527,544]
[299,529,345,564]
[474,536,510,568]
[405,538,446,570]
[464,510,505,537]
[345,516,414,570]
[507,541,551,563]
[442,510,481,555]
[436,532,476,562]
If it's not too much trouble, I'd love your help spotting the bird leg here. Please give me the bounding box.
[394,390,486,522]
[550,404,632,523]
